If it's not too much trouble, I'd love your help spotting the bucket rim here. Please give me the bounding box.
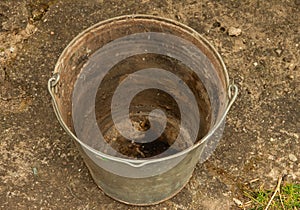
[49,14,238,167]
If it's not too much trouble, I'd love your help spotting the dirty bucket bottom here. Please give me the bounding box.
[102,111,195,159]
[76,139,203,205]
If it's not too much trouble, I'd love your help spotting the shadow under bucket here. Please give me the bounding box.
[48,15,238,205]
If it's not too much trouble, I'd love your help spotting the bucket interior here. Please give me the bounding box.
[53,16,228,160]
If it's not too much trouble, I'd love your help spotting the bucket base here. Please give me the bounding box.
[77,139,202,206]
[95,172,194,206]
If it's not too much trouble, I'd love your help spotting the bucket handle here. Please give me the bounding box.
[48,73,238,168]
[227,82,238,113]
[48,73,72,136]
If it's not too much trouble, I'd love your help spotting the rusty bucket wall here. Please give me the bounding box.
[48,15,238,205]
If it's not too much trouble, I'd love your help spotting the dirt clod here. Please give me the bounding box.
[288,154,298,162]
[228,26,242,36]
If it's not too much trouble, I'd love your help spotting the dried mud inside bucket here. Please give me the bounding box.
[72,53,212,159]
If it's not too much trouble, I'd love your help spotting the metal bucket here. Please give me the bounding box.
[48,15,238,205]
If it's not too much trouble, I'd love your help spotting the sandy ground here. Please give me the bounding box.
[0,0,299,209]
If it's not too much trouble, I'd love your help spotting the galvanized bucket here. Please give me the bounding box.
[48,15,238,205]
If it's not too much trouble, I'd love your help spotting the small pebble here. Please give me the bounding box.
[288,75,294,79]
[228,27,242,36]
[288,154,297,162]
[233,198,243,206]
[32,167,38,176]
[275,49,283,57]
[9,47,15,53]
[288,63,296,71]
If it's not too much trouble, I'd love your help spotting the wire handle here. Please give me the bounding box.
[48,73,75,139]
[227,83,238,111]
[48,74,238,168]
